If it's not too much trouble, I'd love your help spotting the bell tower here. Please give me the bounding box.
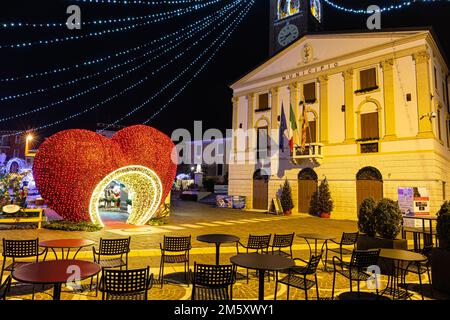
[269,0,323,56]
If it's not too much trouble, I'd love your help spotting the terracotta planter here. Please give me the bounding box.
[284,209,292,216]
[357,234,408,276]
[320,212,330,218]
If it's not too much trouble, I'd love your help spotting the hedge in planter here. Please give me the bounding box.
[357,197,376,237]
[432,201,450,294]
[374,198,403,240]
[357,198,407,275]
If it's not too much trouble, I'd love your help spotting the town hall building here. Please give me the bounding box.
[228,0,450,220]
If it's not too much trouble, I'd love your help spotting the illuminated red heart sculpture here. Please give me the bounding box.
[33,125,176,224]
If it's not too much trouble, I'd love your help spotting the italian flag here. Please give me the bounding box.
[289,102,299,154]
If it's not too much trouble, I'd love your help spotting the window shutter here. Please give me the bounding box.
[361,112,378,139]
[303,83,316,102]
[258,94,269,110]
[360,68,376,90]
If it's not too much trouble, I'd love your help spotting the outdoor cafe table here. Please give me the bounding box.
[296,233,336,270]
[379,248,427,300]
[12,260,101,300]
[197,234,240,265]
[230,253,294,300]
[40,239,95,260]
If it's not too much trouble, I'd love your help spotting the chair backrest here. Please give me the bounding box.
[246,234,271,250]
[101,267,150,296]
[162,235,191,252]
[193,263,235,288]
[304,253,323,274]
[340,232,359,246]
[272,233,295,249]
[2,238,39,258]
[98,237,130,256]
[350,249,380,270]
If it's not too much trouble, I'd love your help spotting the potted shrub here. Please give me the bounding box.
[357,198,407,275]
[431,201,450,294]
[317,178,333,218]
[280,179,294,215]
[308,190,320,217]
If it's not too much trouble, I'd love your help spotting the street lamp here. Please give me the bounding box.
[25,134,36,158]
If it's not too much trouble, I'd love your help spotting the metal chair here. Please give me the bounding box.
[269,233,295,258]
[191,262,236,300]
[159,235,191,288]
[1,238,44,300]
[332,249,381,299]
[91,237,131,294]
[402,245,433,300]
[275,253,322,300]
[0,275,12,300]
[325,232,359,270]
[236,234,271,283]
[99,266,153,300]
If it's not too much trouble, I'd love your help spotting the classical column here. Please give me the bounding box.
[319,75,329,143]
[270,87,279,131]
[381,59,397,140]
[246,93,255,164]
[289,82,299,121]
[343,69,355,142]
[413,51,434,138]
[232,96,239,153]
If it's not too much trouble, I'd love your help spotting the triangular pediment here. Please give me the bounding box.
[231,29,431,89]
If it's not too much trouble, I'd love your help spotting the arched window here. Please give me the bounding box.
[278,0,300,20]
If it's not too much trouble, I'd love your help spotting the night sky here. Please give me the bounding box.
[1,0,450,141]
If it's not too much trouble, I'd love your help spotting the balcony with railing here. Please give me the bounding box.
[292,143,324,163]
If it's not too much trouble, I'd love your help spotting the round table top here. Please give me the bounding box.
[12,260,101,285]
[403,215,437,220]
[197,234,240,244]
[39,239,95,248]
[296,233,336,241]
[379,249,427,262]
[230,253,294,271]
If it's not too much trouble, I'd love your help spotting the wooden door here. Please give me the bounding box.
[298,179,317,213]
[253,179,268,210]
[356,179,383,209]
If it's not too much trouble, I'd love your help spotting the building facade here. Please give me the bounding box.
[229,29,450,220]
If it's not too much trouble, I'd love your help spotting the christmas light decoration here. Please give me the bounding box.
[32,125,176,225]
[72,0,207,6]
[0,0,241,102]
[323,0,449,14]
[0,0,225,48]
[103,0,254,131]
[0,0,239,83]
[0,0,242,125]
[0,0,247,138]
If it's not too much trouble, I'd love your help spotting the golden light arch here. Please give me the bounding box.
[89,165,163,227]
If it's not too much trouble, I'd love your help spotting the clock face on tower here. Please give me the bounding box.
[277,23,299,47]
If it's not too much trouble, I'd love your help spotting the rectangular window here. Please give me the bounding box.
[446,120,450,147]
[360,112,379,140]
[258,93,269,110]
[13,149,19,157]
[305,120,317,143]
[303,82,316,102]
[434,67,438,89]
[359,68,377,90]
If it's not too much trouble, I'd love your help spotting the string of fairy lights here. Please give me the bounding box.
[0,0,241,102]
[0,0,226,48]
[1,0,221,29]
[1,0,253,137]
[0,0,242,122]
[0,2,237,83]
[323,0,450,14]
